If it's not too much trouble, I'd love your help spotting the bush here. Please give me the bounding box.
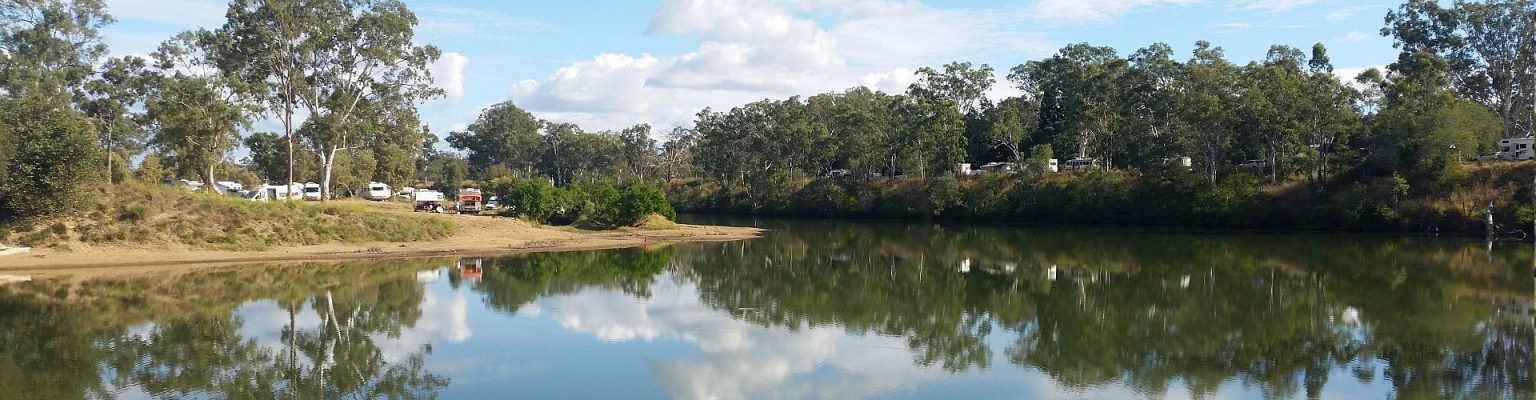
[610,183,676,226]
[0,96,103,222]
[497,179,562,222]
[120,204,151,222]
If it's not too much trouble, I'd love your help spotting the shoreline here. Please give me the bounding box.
[0,218,762,277]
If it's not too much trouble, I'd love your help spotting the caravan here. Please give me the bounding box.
[363,182,392,201]
[243,183,303,202]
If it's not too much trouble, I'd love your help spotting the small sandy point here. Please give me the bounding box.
[0,212,761,278]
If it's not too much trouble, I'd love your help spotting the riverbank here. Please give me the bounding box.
[667,161,1536,234]
[0,211,760,276]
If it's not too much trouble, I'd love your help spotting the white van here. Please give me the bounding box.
[363,182,392,201]
[302,182,322,201]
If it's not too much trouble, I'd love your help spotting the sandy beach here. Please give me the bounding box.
[0,213,761,277]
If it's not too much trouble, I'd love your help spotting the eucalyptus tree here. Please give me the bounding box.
[288,0,441,200]
[1122,43,1186,168]
[910,61,996,115]
[81,55,148,183]
[447,101,543,177]
[831,87,894,178]
[617,123,654,181]
[144,31,257,189]
[0,0,112,100]
[216,0,312,188]
[1237,45,1309,182]
[655,127,697,180]
[889,94,966,178]
[1384,0,1536,138]
[981,96,1035,162]
[1180,41,1241,183]
[1012,44,1128,168]
[1299,44,1360,181]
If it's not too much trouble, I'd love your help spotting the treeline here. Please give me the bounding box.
[440,0,1533,232]
[0,0,441,222]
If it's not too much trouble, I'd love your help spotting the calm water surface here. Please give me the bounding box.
[1,219,1531,399]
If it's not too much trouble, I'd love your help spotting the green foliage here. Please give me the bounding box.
[0,96,104,221]
[136,154,168,182]
[610,183,676,226]
[494,178,563,222]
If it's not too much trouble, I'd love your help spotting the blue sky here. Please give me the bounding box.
[99,0,1404,143]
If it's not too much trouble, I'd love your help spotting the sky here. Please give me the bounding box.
[98,0,1405,145]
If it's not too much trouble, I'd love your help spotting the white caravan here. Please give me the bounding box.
[243,183,303,202]
[363,182,392,201]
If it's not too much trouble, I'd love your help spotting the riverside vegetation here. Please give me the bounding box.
[0,0,1532,237]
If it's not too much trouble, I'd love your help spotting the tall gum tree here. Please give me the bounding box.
[290,0,440,201]
[144,31,256,189]
[216,0,314,190]
[1384,0,1535,138]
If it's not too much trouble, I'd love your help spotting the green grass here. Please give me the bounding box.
[35,183,462,250]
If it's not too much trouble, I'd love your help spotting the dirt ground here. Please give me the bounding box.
[0,205,761,278]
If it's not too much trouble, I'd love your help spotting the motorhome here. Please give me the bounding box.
[363,182,392,201]
[302,183,322,201]
[243,183,303,202]
[457,188,483,214]
[1494,137,1535,160]
[1062,159,1098,171]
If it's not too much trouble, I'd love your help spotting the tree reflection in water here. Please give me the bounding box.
[0,222,1530,399]
[0,259,450,399]
[665,220,1533,399]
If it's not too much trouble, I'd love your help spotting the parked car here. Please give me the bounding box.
[484,196,500,211]
[1238,159,1268,170]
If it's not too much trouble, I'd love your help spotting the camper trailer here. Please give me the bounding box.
[243,183,303,202]
[363,182,392,201]
[413,190,445,212]
[1495,137,1535,160]
[457,188,483,214]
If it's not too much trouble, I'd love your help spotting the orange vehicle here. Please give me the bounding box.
[456,188,483,214]
[458,258,483,280]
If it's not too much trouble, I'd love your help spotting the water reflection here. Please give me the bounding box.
[0,222,1530,399]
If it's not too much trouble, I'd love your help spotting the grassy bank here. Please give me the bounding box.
[0,183,456,250]
[667,161,1536,234]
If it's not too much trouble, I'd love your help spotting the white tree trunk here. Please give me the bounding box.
[319,147,338,201]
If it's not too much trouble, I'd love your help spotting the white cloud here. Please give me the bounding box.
[506,0,1052,133]
[1031,0,1200,22]
[1340,31,1368,42]
[431,52,471,103]
[860,68,916,93]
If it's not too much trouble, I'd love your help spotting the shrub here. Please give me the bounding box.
[610,183,676,226]
[120,204,151,222]
[0,96,103,222]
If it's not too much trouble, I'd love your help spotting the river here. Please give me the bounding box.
[0,219,1530,399]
